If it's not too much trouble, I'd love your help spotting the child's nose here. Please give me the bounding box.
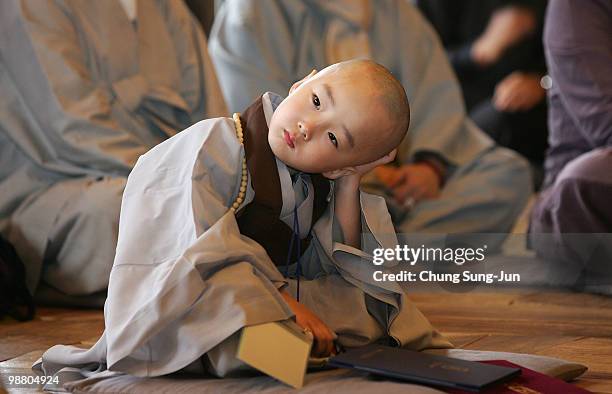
[297,121,312,141]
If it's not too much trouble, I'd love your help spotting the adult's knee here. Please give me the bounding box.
[400,147,531,236]
[555,148,612,186]
[468,147,532,235]
[77,177,126,223]
[43,177,126,295]
[529,151,612,281]
[482,147,532,206]
[490,147,532,180]
[532,148,612,235]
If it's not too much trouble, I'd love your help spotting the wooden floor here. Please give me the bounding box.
[1,290,611,393]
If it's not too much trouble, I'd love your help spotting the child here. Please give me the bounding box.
[39,60,450,380]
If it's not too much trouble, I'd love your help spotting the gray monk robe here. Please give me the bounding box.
[0,0,226,295]
[209,0,531,243]
[36,93,450,381]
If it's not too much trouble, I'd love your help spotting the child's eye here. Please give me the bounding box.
[312,94,321,109]
[328,132,338,148]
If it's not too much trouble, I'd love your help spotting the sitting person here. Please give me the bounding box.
[209,0,532,250]
[0,0,226,298]
[417,0,549,170]
[529,0,612,291]
[39,61,450,380]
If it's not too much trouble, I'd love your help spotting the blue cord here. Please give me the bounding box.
[283,212,296,277]
[283,205,301,302]
[295,207,301,302]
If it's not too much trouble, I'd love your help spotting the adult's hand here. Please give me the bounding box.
[471,6,537,67]
[375,163,441,205]
[494,72,545,112]
[280,291,336,357]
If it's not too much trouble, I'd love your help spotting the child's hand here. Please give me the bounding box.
[280,290,337,357]
[353,149,397,178]
[323,149,397,184]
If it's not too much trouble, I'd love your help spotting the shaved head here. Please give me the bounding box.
[270,59,410,173]
[319,59,411,156]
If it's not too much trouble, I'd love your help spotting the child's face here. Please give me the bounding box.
[268,67,393,175]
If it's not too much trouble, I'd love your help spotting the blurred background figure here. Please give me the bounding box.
[0,0,226,300]
[184,0,216,36]
[417,0,548,186]
[529,0,612,291]
[210,0,531,250]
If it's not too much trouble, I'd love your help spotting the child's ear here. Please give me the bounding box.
[289,69,317,94]
[322,167,356,180]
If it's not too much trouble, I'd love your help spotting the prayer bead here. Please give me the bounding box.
[230,113,248,215]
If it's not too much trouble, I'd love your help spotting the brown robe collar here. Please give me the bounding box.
[236,96,331,267]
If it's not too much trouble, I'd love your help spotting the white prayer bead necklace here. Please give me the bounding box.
[231,113,248,213]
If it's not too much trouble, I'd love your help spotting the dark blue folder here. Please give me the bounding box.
[328,345,521,392]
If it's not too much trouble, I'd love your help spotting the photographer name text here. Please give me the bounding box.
[373,270,520,284]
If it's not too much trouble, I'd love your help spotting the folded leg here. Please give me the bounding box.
[398,146,531,250]
[530,148,612,288]
[10,176,125,295]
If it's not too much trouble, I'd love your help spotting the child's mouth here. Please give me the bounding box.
[283,130,295,148]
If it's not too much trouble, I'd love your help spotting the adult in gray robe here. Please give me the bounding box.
[0,0,227,296]
[36,93,450,383]
[209,0,531,248]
